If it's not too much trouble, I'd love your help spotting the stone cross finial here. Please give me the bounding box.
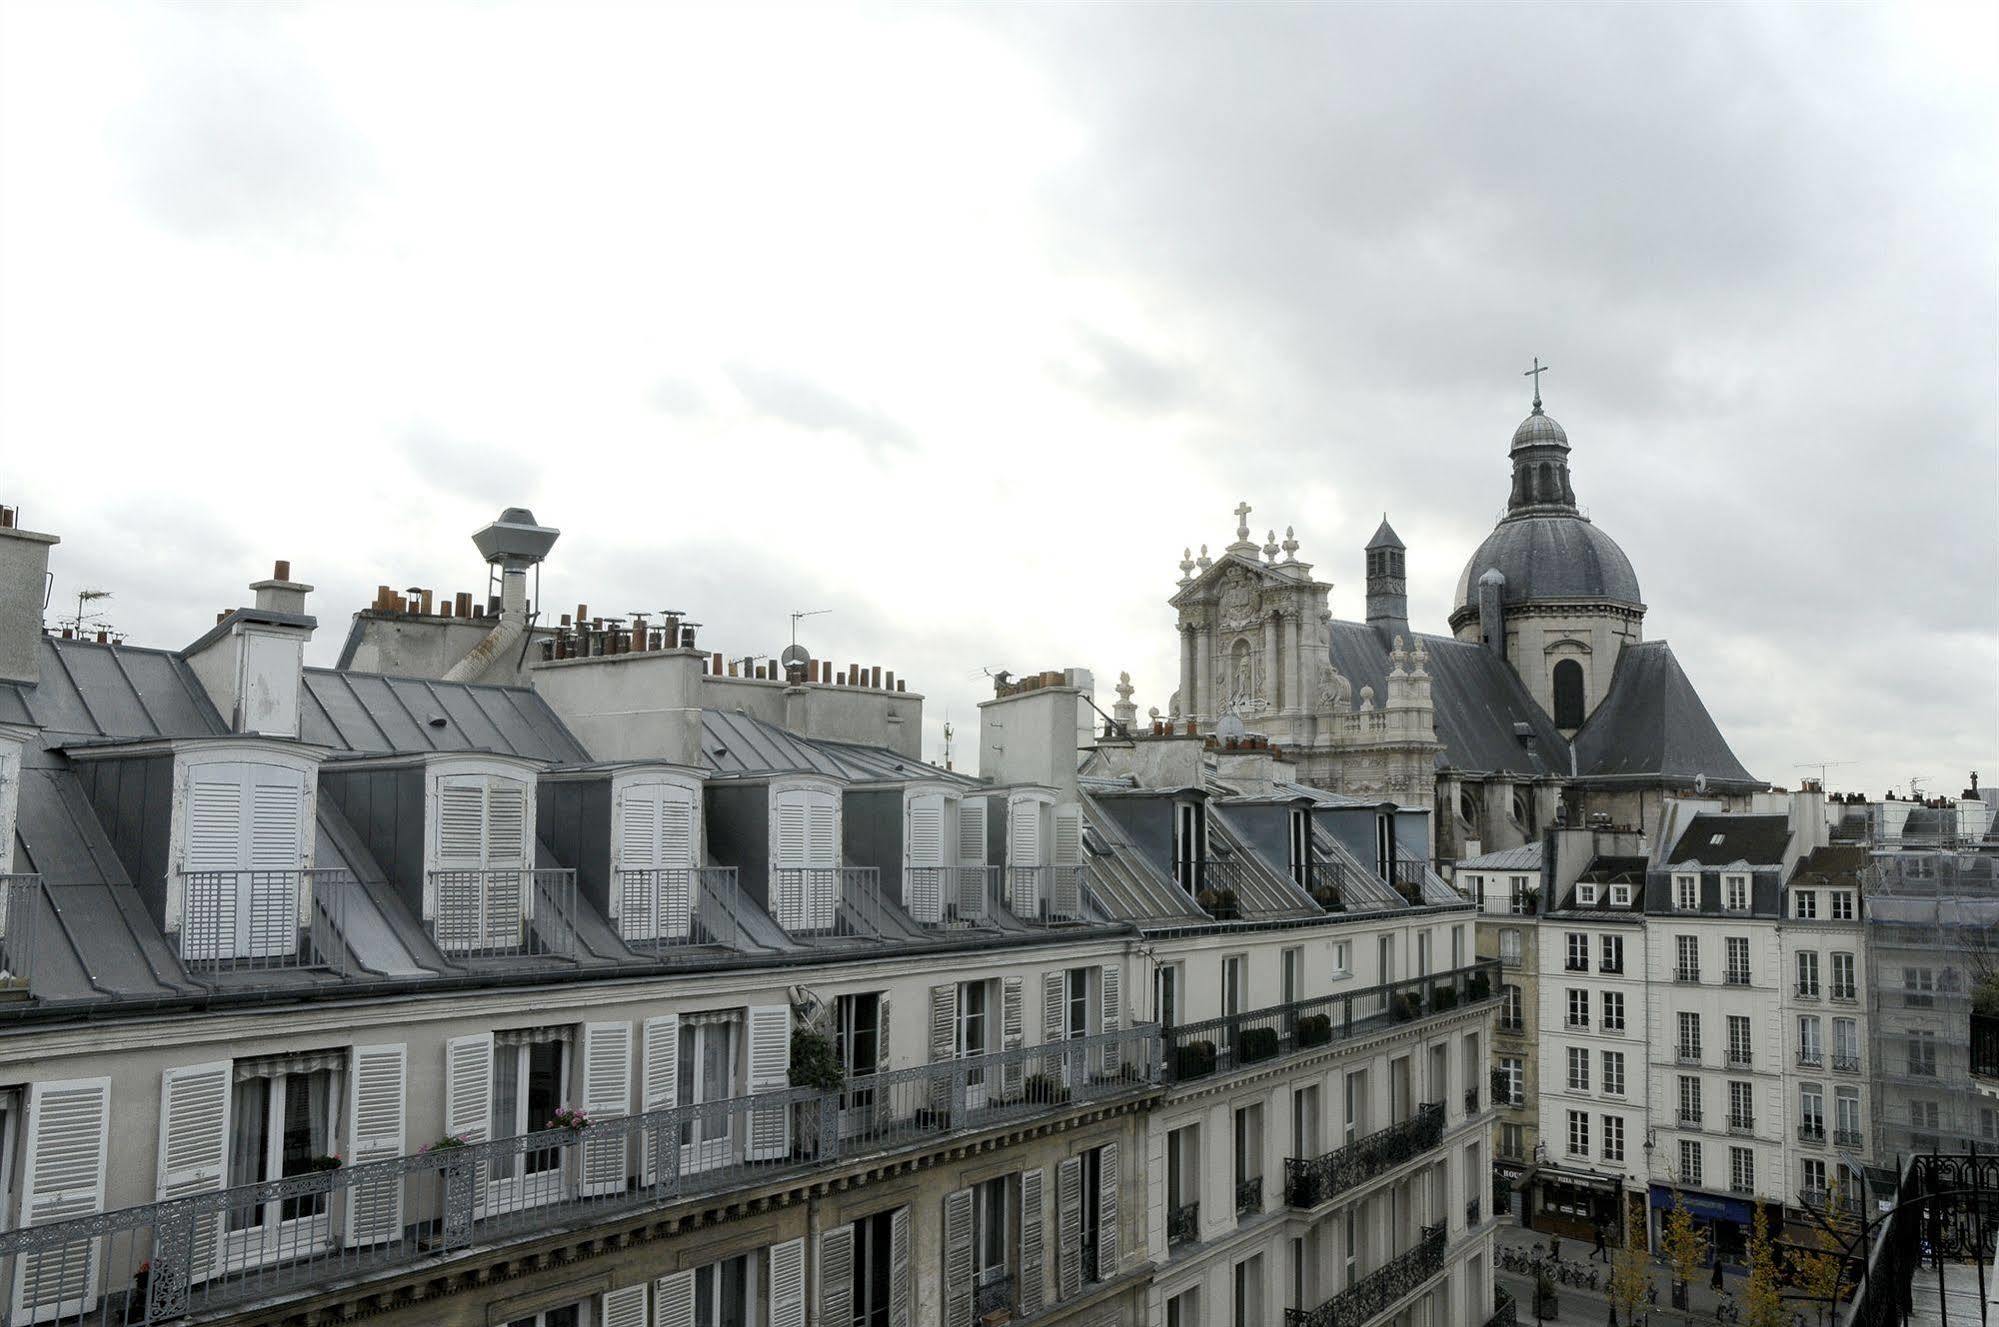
[1524,356,1551,409]
[1234,501,1252,543]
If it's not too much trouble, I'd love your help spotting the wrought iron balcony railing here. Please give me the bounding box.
[1724,968,1752,986]
[903,865,997,929]
[1464,1086,1480,1116]
[1795,982,1820,1000]
[1003,864,1086,924]
[769,866,884,938]
[1167,1200,1200,1247]
[1284,1103,1446,1208]
[1832,1052,1861,1073]
[1162,960,1497,1085]
[1675,966,1701,983]
[1727,1114,1756,1136]
[1834,1127,1864,1149]
[1726,1050,1753,1069]
[614,867,742,949]
[1485,1287,1518,1327]
[1284,1223,1446,1327]
[974,1270,1017,1319]
[1236,1175,1264,1218]
[1798,1122,1826,1145]
[0,1023,1161,1327]
[427,868,577,958]
[1830,985,1858,1004]
[1679,1108,1703,1127]
[179,868,364,971]
[1677,1046,1702,1065]
[1798,1048,1823,1068]
[0,872,40,993]
[1598,959,1623,974]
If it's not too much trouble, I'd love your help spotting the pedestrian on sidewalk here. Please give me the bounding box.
[1710,1253,1725,1293]
[1592,1223,1609,1263]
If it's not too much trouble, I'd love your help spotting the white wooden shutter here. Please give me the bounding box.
[14,1078,110,1324]
[746,1003,791,1160]
[444,1032,494,1144]
[653,1270,694,1327]
[617,787,660,934]
[181,772,242,960]
[436,779,486,865]
[659,787,697,939]
[906,793,944,923]
[819,1221,855,1327]
[1101,964,1123,1075]
[1053,805,1084,917]
[1097,1140,1120,1279]
[959,799,988,867]
[1043,971,1066,1045]
[1057,1155,1084,1300]
[807,790,839,930]
[580,1021,633,1196]
[156,1061,230,1279]
[768,1235,807,1327]
[1008,798,1044,869]
[483,780,529,949]
[1001,976,1025,1099]
[600,1283,648,1327]
[773,789,808,931]
[929,983,958,1113]
[942,1187,974,1327]
[640,1014,679,1185]
[1018,1167,1046,1315]
[889,1204,912,1327]
[346,1043,407,1246]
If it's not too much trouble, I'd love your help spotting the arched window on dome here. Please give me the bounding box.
[1535,461,1554,503]
[1552,659,1585,729]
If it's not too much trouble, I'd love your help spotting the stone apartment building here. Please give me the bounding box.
[0,507,1504,1327]
[1457,847,1542,1215]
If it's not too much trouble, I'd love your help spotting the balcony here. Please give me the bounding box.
[1565,957,1590,973]
[1798,1049,1824,1069]
[1795,982,1820,1001]
[1727,1114,1756,1136]
[1679,1108,1703,1127]
[0,872,40,992]
[1834,1127,1863,1149]
[975,1271,1017,1320]
[0,1024,1163,1327]
[1726,1050,1753,1069]
[1600,1019,1626,1036]
[1677,1046,1702,1066]
[1190,858,1248,917]
[903,865,997,929]
[613,866,742,949]
[1465,1086,1481,1116]
[1798,1122,1826,1146]
[1832,1053,1861,1073]
[179,868,366,971]
[1167,1200,1200,1247]
[1285,1223,1446,1327]
[1598,959,1624,975]
[1724,968,1752,987]
[1800,1186,1830,1210]
[1004,864,1086,924]
[1830,985,1858,1004]
[427,868,579,959]
[1485,1287,1519,1327]
[1676,966,1701,984]
[1566,1014,1590,1031]
[1162,960,1498,1085]
[1284,1103,1445,1208]
[1236,1175,1264,1218]
[770,866,885,938]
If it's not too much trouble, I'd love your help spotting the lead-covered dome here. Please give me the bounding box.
[1453,515,1642,612]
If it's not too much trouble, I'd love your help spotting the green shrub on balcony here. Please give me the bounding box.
[789,1028,845,1091]
[1297,1014,1333,1047]
[1236,1026,1280,1063]
[1468,970,1491,1001]
[1432,985,1459,1013]
[1175,1039,1218,1079]
[1390,992,1424,1022]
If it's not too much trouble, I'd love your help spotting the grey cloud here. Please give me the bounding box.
[399,424,543,509]
[1052,326,1190,414]
[725,364,916,458]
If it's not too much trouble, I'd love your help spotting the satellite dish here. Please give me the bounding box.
[1694,772,1708,794]
[1216,712,1248,743]
[780,644,810,667]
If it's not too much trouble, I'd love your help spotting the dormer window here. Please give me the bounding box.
[614,776,702,943]
[1576,883,1599,906]
[431,771,534,952]
[175,753,315,964]
[1674,874,1699,911]
[770,781,840,933]
[1609,883,1632,908]
[1723,874,1749,913]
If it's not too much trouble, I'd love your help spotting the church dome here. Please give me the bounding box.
[1510,408,1569,452]
[1453,514,1642,613]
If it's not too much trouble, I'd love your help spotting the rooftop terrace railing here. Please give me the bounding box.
[0,1024,1161,1327]
[1162,959,1498,1085]
[1973,1011,1999,1082]
[0,873,41,993]
[614,867,742,950]
[178,869,364,973]
[426,868,577,959]
[770,866,884,939]
[1284,1222,1446,1327]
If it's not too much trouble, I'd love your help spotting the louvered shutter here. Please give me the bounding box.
[14,1078,110,1323]
[483,781,529,949]
[1053,806,1083,917]
[746,1004,791,1160]
[959,799,988,867]
[640,1014,679,1186]
[617,787,660,936]
[659,788,697,939]
[942,1187,974,1327]
[888,1205,912,1327]
[1000,977,1025,1099]
[1100,964,1123,1075]
[773,791,808,931]
[768,1235,807,1327]
[599,1283,648,1327]
[1043,970,1066,1046]
[929,983,958,1114]
[346,1043,406,1246]
[156,1061,230,1280]
[806,791,839,930]
[1018,1168,1046,1315]
[1056,1155,1083,1300]
[433,779,486,952]
[1008,798,1043,868]
[819,1222,855,1327]
[247,770,307,953]
[580,1022,633,1196]
[653,1270,694,1327]
[1097,1141,1120,1279]
[906,794,944,923]
[182,773,243,961]
[444,1033,493,1145]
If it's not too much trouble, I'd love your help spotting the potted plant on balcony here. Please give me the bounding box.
[1234,1025,1279,1064]
[1431,984,1459,1013]
[1022,1072,1070,1105]
[1296,1013,1333,1047]
[548,1105,592,1133]
[789,1027,845,1156]
[1311,884,1343,912]
[1173,1038,1218,1079]
[305,1152,344,1173]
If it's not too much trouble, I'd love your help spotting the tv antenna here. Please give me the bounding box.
[1792,759,1854,786]
[789,609,830,647]
[62,587,113,635]
[942,715,954,771]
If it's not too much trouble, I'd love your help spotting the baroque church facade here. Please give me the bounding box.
[1163,392,1762,860]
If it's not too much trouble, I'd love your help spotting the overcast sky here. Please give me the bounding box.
[2,1,1992,800]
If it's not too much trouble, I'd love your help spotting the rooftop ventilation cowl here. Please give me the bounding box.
[471,507,560,571]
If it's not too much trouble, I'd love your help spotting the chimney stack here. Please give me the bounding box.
[0,511,59,686]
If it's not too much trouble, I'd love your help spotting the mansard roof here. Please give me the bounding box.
[1326,621,1568,778]
[1569,641,1760,791]
[301,667,588,761]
